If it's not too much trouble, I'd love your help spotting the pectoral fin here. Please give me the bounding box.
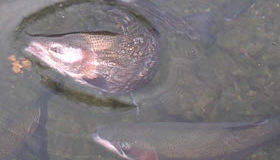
[82,76,108,91]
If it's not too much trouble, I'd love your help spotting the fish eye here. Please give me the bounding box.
[49,46,62,54]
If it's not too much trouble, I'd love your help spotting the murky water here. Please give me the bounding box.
[0,0,280,160]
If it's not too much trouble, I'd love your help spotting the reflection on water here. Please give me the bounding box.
[0,0,279,160]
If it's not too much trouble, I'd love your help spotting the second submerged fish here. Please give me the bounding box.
[93,117,280,160]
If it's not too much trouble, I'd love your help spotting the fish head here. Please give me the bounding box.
[92,125,159,160]
[24,35,95,79]
[93,125,134,160]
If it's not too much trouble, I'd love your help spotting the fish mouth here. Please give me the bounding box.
[92,132,130,160]
[25,41,47,57]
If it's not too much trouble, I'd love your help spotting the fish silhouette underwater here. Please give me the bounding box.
[93,117,280,160]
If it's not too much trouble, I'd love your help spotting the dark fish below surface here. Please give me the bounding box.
[0,109,40,160]
[111,0,257,41]
[0,88,51,160]
[14,88,52,160]
[93,116,280,160]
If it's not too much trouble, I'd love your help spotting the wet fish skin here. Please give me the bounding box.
[25,30,158,94]
[93,117,280,160]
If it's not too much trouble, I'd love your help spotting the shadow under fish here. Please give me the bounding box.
[42,76,135,108]
[93,117,280,160]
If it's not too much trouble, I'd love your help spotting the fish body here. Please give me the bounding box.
[25,29,158,94]
[93,117,280,160]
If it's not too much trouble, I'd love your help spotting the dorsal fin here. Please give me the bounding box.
[25,31,119,37]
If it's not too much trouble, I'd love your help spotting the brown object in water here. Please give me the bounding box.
[8,55,32,74]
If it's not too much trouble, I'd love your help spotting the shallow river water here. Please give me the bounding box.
[0,0,280,160]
